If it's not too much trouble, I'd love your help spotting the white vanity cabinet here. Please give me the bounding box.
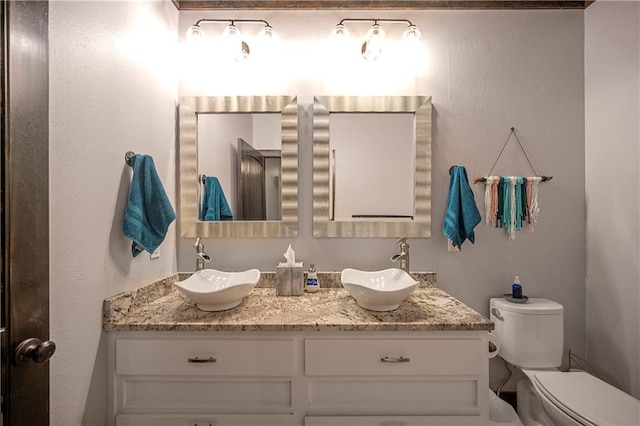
[108,331,490,426]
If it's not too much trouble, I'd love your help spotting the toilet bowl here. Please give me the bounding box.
[490,298,640,426]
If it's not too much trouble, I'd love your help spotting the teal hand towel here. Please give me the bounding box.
[199,176,233,221]
[122,154,176,257]
[443,166,481,249]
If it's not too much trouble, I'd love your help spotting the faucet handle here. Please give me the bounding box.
[394,237,408,245]
[194,237,202,248]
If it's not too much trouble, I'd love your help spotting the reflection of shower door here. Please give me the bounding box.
[237,138,266,220]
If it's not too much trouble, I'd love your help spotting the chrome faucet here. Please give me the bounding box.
[391,237,410,273]
[194,237,211,271]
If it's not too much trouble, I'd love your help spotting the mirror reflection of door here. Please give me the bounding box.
[237,138,266,220]
[198,113,282,221]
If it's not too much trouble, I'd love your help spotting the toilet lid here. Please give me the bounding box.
[491,297,563,314]
[530,371,640,426]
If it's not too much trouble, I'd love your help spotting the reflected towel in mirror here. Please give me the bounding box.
[199,176,233,221]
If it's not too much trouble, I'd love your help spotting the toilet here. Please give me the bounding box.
[490,297,640,426]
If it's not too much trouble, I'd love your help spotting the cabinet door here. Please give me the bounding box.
[117,413,295,425]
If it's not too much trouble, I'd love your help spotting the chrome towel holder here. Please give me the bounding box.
[125,151,136,167]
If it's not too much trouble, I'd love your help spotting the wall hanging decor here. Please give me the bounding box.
[475,127,552,240]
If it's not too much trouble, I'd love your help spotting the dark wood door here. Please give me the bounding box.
[1,1,52,424]
[237,137,266,220]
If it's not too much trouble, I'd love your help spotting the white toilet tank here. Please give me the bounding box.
[490,298,564,368]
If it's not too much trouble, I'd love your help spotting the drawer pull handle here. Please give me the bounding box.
[187,356,217,363]
[380,356,410,363]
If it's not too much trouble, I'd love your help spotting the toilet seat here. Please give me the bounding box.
[523,370,640,426]
[531,373,596,426]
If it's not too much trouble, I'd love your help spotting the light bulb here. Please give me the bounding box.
[401,24,423,65]
[402,25,422,54]
[253,25,275,60]
[331,24,349,40]
[186,25,203,40]
[222,24,247,61]
[363,24,385,61]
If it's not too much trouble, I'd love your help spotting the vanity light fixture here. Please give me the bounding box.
[331,18,421,61]
[186,19,275,61]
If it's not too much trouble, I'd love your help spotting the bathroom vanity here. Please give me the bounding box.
[104,274,494,426]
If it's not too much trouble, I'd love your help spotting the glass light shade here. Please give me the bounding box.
[260,25,276,40]
[222,23,241,40]
[366,24,385,42]
[331,24,349,40]
[362,24,385,61]
[402,25,421,42]
[186,25,204,40]
[222,24,247,61]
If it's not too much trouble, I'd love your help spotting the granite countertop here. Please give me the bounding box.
[104,272,493,332]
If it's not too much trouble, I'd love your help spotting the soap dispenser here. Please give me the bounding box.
[512,275,522,299]
[305,264,319,293]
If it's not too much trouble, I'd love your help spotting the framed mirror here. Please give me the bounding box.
[312,96,432,237]
[179,96,298,238]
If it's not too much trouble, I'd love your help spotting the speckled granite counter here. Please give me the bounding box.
[104,272,493,332]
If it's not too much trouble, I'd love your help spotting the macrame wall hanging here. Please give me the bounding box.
[475,127,552,240]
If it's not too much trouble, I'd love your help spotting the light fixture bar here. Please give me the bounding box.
[337,18,414,27]
[194,18,272,27]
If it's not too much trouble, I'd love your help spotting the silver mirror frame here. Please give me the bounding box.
[312,96,432,238]
[179,96,298,238]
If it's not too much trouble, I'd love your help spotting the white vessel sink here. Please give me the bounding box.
[174,269,260,311]
[341,268,420,312]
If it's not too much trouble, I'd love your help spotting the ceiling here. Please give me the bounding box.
[171,1,593,10]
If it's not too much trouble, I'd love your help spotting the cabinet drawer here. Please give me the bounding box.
[305,416,483,425]
[306,379,479,415]
[118,377,291,413]
[116,337,294,376]
[117,413,294,425]
[305,338,484,376]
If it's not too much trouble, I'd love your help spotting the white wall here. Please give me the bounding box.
[49,1,178,424]
[177,9,586,382]
[585,0,640,398]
